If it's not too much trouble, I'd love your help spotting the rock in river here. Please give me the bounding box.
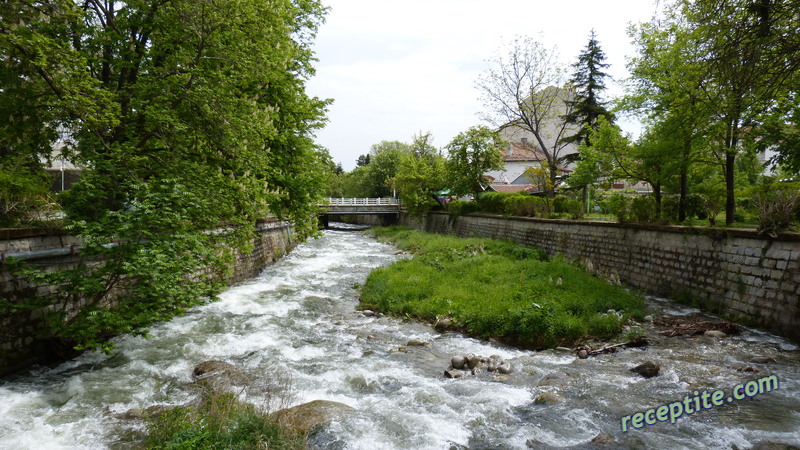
[630,361,660,379]
[270,400,355,434]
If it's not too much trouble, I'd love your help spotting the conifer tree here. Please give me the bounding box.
[563,30,614,150]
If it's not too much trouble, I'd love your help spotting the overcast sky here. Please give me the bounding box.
[306,0,663,170]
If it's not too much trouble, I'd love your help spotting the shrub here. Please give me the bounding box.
[755,185,800,236]
[447,200,479,217]
[630,195,657,223]
[477,192,513,214]
[605,194,631,223]
[661,195,679,222]
[0,166,53,227]
[563,198,584,219]
[552,195,570,213]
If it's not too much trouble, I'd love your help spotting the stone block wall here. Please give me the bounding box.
[0,220,294,375]
[404,213,800,342]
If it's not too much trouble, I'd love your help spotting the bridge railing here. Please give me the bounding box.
[322,197,400,206]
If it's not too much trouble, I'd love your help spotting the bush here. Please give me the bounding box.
[605,194,631,223]
[476,192,513,214]
[503,194,548,217]
[630,195,657,223]
[0,166,53,227]
[447,200,480,216]
[755,184,800,236]
[552,195,570,213]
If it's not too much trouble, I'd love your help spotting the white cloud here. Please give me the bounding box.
[307,0,661,170]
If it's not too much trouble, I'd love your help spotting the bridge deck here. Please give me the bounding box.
[319,198,401,215]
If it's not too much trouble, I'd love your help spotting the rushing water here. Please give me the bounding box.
[1,226,799,449]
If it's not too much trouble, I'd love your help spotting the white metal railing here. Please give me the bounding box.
[323,197,400,206]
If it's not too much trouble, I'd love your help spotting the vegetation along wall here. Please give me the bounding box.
[0,220,294,376]
[404,212,800,342]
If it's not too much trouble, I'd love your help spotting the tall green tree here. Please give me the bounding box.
[623,8,715,221]
[562,29,614,149]
[363,140,410,197]
[678,0,800,224]
[393,132,446,217]
[445,126,506,197]
[0,0,330,353]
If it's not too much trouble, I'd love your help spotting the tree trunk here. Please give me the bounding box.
[725,151,736,225]
[678,166,688,222]
[654,183,662,218]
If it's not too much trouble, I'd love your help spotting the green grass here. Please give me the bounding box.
[145,392,304,449]
[362,227,645,349]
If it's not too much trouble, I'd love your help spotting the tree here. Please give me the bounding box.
[476,36,577,191]
[393,132,446,217]
[678,0,800,224]
[0,0,330,353]
[356,154,371,167]
[363,141,411,197]
[562,29,614,149]
[445,126,506,197]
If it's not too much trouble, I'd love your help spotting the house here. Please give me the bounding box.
[484,139,573,195]
[483,85,581,194]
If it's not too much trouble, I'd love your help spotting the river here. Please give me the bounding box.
[0,226,798,449]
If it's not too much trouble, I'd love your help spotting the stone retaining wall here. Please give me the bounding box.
[0,220,294,375]
[404,213,800,342]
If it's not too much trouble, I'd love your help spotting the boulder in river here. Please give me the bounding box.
[270,400,355,434]
[630,361,660,379]
[451,355,467,370]
[406,339,429,347]
[538,371,571,386]
[191,360,252,392]
[704,330,727,338]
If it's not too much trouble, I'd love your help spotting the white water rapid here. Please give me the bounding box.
[1,226,799,449]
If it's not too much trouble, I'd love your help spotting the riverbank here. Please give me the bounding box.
[0,218,295,376]
[359,226,646,349]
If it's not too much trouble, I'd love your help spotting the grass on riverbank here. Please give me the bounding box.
[360,227,646,349]
[145,391,305,449]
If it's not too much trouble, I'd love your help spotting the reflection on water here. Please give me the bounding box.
[0,226,798,449]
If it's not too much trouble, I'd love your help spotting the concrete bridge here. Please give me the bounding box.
[318,197,401,227]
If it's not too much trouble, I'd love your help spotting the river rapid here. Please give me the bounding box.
[0,226,799,449]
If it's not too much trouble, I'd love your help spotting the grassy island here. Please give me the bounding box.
[360,227,646,349]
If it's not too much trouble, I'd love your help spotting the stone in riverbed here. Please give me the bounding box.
[704,330,727,338]
[406,339,429,347]
[270,400,355,434]
[451,355,467,370]
[630,361,660,379]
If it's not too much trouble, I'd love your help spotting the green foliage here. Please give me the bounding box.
[361,227,644,349]
[605,194,631,223]
[145,392,303,449]
[1,0,330,352]
[13,180,247,353]
[445,126,506,197]
[552,195,583,218]
[446,200,480,217]
[630,195,658,223]
[476,192,514,214]
[0,162,53,227]
[503,195,550,217]
[393,133,446,217]
[753,182,800,235]
[562,29,614,149]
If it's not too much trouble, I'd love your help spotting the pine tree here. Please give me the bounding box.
[563,30,614,149]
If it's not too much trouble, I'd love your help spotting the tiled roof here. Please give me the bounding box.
[488,184,539,194]
[504,142,547,162]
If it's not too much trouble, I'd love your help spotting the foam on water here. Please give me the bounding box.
[1,227,800,449]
